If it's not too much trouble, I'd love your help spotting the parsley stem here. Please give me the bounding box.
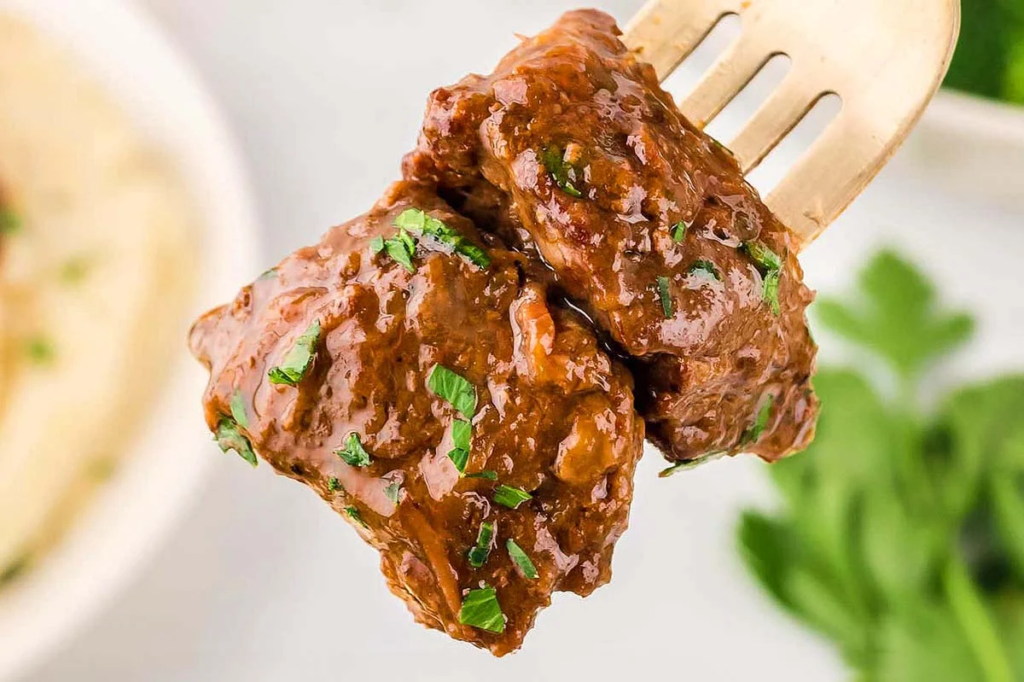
[943,556,1015,682]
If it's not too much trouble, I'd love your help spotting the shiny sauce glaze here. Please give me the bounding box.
[404,9,819,463]
[190,182,643,655]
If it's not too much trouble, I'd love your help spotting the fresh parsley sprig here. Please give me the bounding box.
[268,320,322,386]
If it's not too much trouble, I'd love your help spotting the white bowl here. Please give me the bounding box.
[0,1,259,679]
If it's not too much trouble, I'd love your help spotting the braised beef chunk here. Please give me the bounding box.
[190,182,644,656]
[404,9,819,463]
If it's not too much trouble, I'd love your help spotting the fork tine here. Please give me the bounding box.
[624,0,743,82]
[728,75,826,173]
[679,38,774,128]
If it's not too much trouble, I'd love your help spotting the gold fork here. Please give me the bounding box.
[624,0,961,248]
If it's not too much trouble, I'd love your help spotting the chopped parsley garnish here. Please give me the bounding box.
[689,260,721,281]
[671,220,690,243]
[215,418,258,467]
[383,481,401,505]
[258,267,279,281]
[743,240,783,315]
[384,231,416,272]
[659,451,728,478]
[0,555,29,585]
[328,477,342,492]
[230,390,250,429]
[745,394,775,444]
[24,337,55,365]
[459,586,505,633]
[336,433,372,467]
[468,521,495,568]
[345,506,368,528]
[394,208,491,269]
[466,470,498,481]
[427,364,477,419]
[448,419,473,474]
[657,276,673,318]
[494,485,532,509]
[369,236,385,254]
[0,208,21,235]
[506,539,539,579]
[268,320,321,386]
[541,146,584,198]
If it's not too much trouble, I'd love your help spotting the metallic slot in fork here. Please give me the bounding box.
[624,0,961,249]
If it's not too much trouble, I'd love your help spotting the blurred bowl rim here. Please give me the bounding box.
[0,0,260,680]
[925,88,1024,147]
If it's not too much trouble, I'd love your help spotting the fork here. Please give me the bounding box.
[624,0,961,249]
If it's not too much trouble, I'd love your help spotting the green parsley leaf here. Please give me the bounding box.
[541,146,584,198]
[814,250,974,380]
[370,236,385,254]
[384,233,416,273]
[0,208,21,235]
[336,432,372,467]
[459,586,505,633]
[268,320,322,386]
[659,451,728,478]
[447,419,473,474]
[671,220,690,243]
[763,269,781,315]
[215,418,258,467]
[230,390,250,430]
[689,260,721,281]
[745,394,775,444]
[345,506,368,528]
[427,364,477,419]
[383,481,402,505]
[258,267,279,281]
[743,240,783,272]
[394,208,491,269]
[657,276,673,318]
[328,477,342,492]
[494,485,532,509]
[468,521,495,568]
[506,539,538,579]
[24,337,55,365]
[466,470,498,481]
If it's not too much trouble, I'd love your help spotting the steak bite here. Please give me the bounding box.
[189,182,644,656]
[404,9,819,464]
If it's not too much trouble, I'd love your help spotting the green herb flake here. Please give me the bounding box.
[494,485,532,509]
[215,418,258,467]
[427,364,478,419]
[468,521,495,568]
[369,236,385,255]
[394,208,491,269]
[268,320,321,386]
[447,418,473,474]
[763,269,781,315]
[24,337,55,365]
[507,539,539,579]
[258,267,279,281]
[671,220,690,243]
[743,240,783,272]
[0,208,21,235]
[230,390,250,430]
[689,260,721,281]
[658,276,674,319]
[458,586,505,634]
[659,451,728,478]
[328,477,342,492]
[466,470,498,481]
[0,555,29,586]
[336,432,372,467]
[384,233,416,273]
[745,394,775,444]
[345,506,368,528]
[383,481,401,505]
[541,146,584,198]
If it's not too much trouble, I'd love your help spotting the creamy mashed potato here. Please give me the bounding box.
[0,14,195,585]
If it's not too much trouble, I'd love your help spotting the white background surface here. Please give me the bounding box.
[18,1,1024,680]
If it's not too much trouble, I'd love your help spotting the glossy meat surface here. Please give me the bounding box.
[404,10,819,463]
[190,182,643,655]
